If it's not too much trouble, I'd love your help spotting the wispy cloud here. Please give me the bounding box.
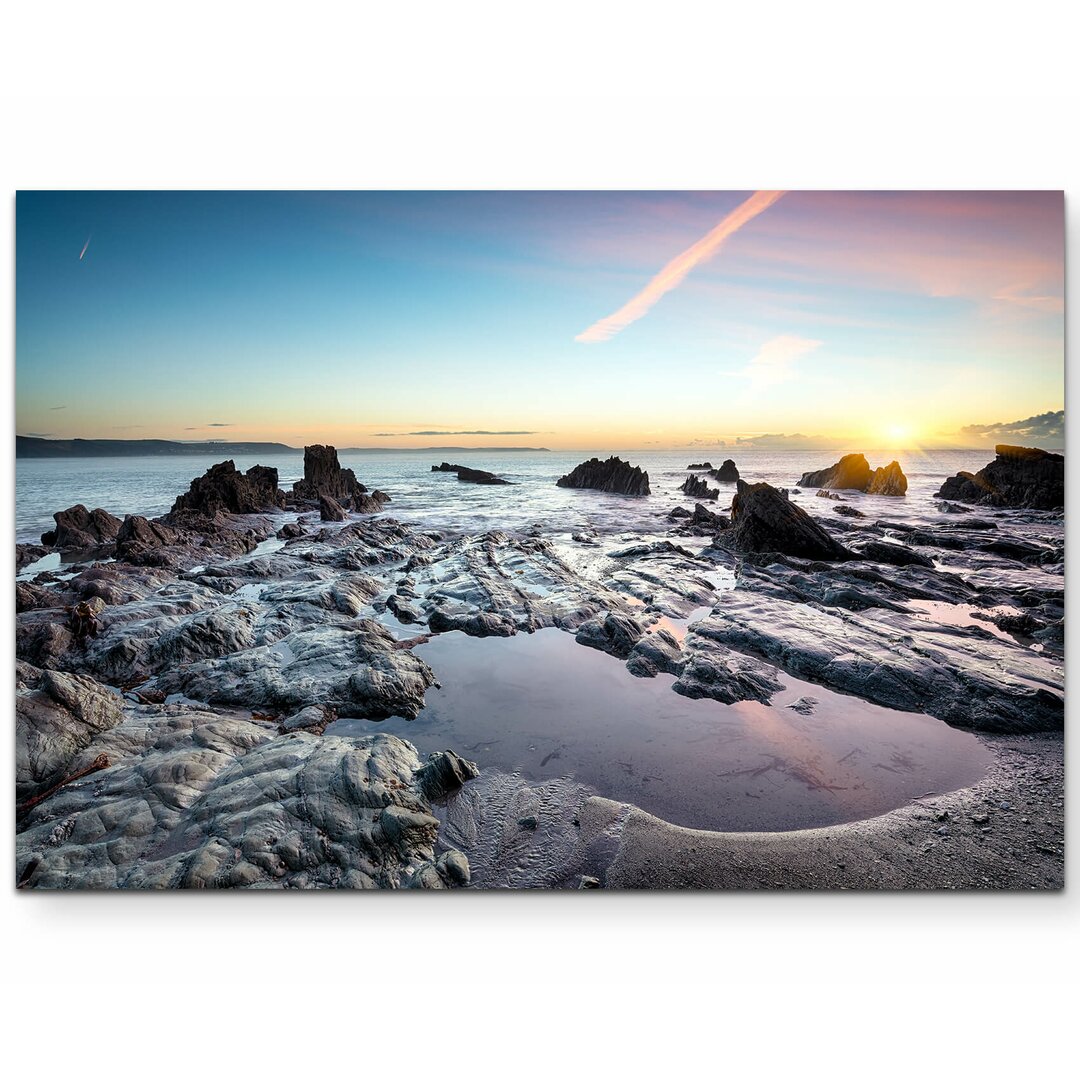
[79,235,91,260]
[49,405,67,411]
[185,422,235,430]
[22,431,54,438]
[740,334,822,390]
[575,190,786,343]
[373,429,539,437]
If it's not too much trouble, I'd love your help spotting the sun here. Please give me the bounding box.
[881,421,916,448]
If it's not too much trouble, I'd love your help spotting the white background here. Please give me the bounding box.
[1,3,1076,1076]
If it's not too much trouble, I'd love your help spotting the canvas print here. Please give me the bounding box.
[14,191,1063,890]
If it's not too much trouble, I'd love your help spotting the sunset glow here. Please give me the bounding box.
[15,191,1064,451]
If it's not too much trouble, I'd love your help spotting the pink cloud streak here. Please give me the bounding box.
[575,190,785,343]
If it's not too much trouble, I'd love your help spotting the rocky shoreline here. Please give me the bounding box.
[15,444,1065,889]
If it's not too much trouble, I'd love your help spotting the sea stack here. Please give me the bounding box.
[798,453,907,496]
[936,444,1063,509]
[556,456,650,496]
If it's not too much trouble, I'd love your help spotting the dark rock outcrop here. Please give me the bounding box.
[115,515,180,561]
[709,459,740,483]
[431,462,510,485]
[678,473,719,500]
[16,543,48,571]
[799,453,907,496]
[320,495,349,522]
[41,505,122,550]
[853,540,935,569]
[171,460,285,515]
[686,462,713,470]
[556,456,650,496]
[293,444,366,503]
[713,480,850,561]
[935,444,1063,510]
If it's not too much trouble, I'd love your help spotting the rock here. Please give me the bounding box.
[415,750,480,800]
[277,521,305,539]
[293,444,367,503]
[16,665,124,801]
[712,480,850,561]
[679,474,719,500]
[868,460,908,496]
[17,543,47,571]
[799,454,907,496]
[579,875,601,888]
[575,611,646,658]
[686,462,713,470]
[709,459,740,483]
[353,491,392,514]
[16,715,471,889]
[405,849,472,889]
[319,495,348,522]
[692,503,726,529]
[816,489,841,501]
[833,504,865,518]
[518,815,538,830]
[115,515,180,561]
[625,629,684,678]
[431,462,510,485]
[667,506,692,520]
[171,460,285,515]
[854,540,935,568]
[556,456,650,496]
[935,444,1063,509]
[42,505,122,551]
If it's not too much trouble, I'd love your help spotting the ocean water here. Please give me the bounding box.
[15,447,1000,543]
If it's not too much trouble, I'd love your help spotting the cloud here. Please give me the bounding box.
[49,405,67,411]
[22,432,54,438]
[959,409,1064,443]
[112,424,145,430]
[185,422,235,430]
[740,334,822,390]
[734,432,848,450]
[575,190,786,343]
[373,429,539,436]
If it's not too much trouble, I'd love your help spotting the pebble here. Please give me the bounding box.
[517,815,538,831]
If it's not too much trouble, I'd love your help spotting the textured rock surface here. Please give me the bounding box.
[431,462,510,485]
[42,504,122,550]
[16,663,125,801]
[936,444,1064,509]
[713,480,850,561]
[557,456,650,496]
[171,460,285,515]
[15,703,473,889]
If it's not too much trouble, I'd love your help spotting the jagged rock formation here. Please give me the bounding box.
[431,462,510,485]
[709,459,740,483]
[41,505,122,550]
[867,460,908,495]
[686,461,713,470]
[293,444,364,502]
[799,454,907,495]
[556,456,650,496]
[936,444,1064,509]
[171,460,285,515]
[115,515,179,561]
[713,480,850,561]
[678,473,719,500]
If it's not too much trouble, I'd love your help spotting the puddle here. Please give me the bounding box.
[328,627,993,833]
[907,600,1027,644]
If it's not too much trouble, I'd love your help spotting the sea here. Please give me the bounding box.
[15,447,1002,543]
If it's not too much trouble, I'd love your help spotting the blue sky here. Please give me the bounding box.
[16,190,1064,449]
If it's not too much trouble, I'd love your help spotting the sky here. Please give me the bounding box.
[15,190,1064,451]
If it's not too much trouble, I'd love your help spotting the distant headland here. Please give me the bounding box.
[15,436,551,458]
